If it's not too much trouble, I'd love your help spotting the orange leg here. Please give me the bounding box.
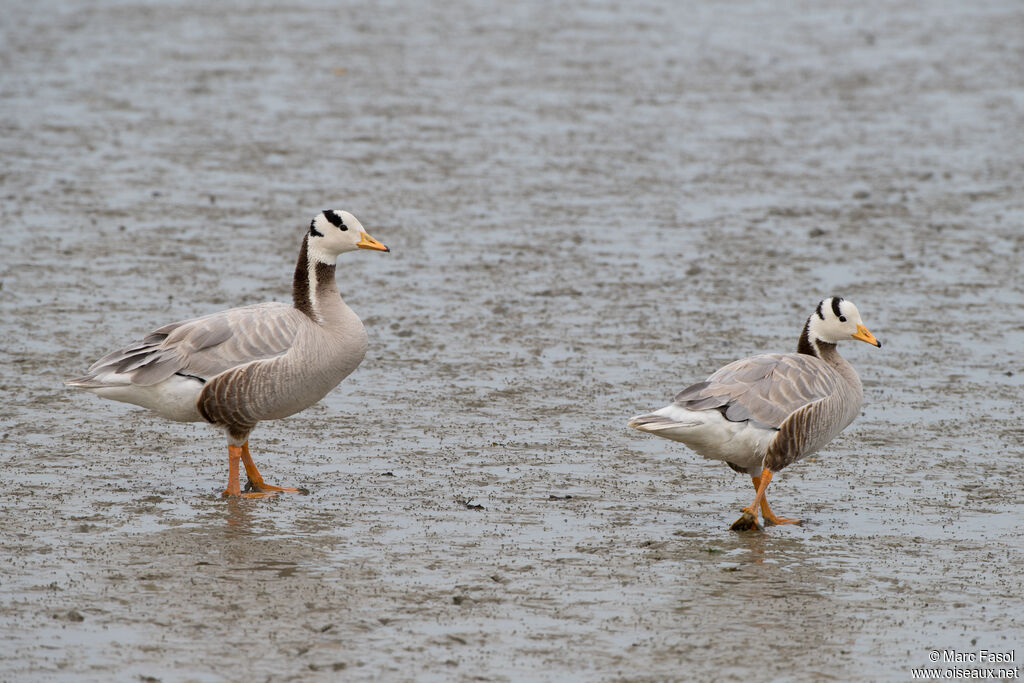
[239,442,306,495]
[221,444,295,498]
[731,471,801,530]
[760,497,801,527]
[221,444,245,497]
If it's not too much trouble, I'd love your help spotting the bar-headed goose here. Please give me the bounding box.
[629,297,881,531]
[66,210,389,497]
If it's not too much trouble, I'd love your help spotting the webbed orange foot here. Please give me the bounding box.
[221,444,294,498]
[730,470,776,532]
[762,509,802,526]
[240,442,309,495]
[222,487,281,499]
[243,480,309,495]
[730,509,763,532]
[756,475,801,526]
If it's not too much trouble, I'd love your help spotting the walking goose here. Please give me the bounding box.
[66,210,389,497]
[629,297,880,531]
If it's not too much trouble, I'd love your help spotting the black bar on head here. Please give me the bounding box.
[322,210,344,228]
[830,297,844,318]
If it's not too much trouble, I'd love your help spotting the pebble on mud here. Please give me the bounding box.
[55,610,85,622]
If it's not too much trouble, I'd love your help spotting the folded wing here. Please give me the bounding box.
[673,353,843,428]
[71,303,303,387]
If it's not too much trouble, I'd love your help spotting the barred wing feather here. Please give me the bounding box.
[673,353,843,428]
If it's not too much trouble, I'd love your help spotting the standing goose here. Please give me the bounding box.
[66,210,389,497]
[629,297,880,531]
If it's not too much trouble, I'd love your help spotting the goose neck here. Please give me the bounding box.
[797,321,862,394]
[292,235,344,324]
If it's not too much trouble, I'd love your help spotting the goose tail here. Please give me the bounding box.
[628,413,682,431]
[65,374,111,389]
[629,404,703,431]
[628,404,708,442]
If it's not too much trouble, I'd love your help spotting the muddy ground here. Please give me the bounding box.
[2,0,1023,681]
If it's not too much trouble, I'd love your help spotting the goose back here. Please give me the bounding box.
[674,353,847,429]
[672,350,863,471]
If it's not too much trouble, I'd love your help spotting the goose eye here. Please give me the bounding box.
[838,315,847,323]
[338,224,348,231]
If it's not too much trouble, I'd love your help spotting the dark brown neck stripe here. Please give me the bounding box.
[314,261,336,294]
[797,318,818,357]
[293,235,314,318]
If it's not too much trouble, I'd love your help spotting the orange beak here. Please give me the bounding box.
[356,231,390,252]
[851,323,881,347]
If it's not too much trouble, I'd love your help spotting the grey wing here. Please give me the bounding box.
[672,353,842,428]
[82,303,302,386]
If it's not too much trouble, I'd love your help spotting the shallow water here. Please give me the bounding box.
[2,0,1023,680]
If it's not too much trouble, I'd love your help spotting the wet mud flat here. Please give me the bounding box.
[2,0,1023,680]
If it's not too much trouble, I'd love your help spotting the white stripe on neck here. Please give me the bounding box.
[306,243,336,324]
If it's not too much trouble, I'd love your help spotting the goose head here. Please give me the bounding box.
[308,209,389,262]
[807,297,880,347]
